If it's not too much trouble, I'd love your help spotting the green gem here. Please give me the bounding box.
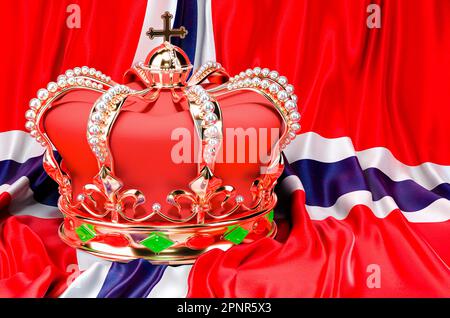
[75,223,96,242]
[224,225,249,244]
[140,232,174,253]
[266,210,274,223]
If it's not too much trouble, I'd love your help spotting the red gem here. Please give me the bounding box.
[93,234,130,247]
[186,234,215,250]
[253,218,269,235]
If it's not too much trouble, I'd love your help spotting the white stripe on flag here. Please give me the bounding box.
[59,262,112,298]
[76,250,112,272]
[284,132,450,190]
[194,0,217,69]
[147,265,192,298]
[0,130,45,163]
[131,0,178,66]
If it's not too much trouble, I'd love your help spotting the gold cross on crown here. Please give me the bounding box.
[146,11,188,42]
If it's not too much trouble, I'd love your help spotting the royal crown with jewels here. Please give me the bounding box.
[25,12,301,264]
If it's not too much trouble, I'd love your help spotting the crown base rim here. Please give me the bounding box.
[58,198,277,265]
[59,222,277,265]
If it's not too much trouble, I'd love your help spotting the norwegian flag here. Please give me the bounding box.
[0,0,449,297]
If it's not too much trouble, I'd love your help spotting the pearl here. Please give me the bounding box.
[102,93,112,102]
[95,71,102,78]
[73,67,81,75]
[227,83,233,90]
[291,94,298,102]
[97,84,103,90]
[269,83,279,94]
[25,110,36,120]
[204,113,218,125]
[89,125,100,135]
[47,82,58,92]
[204,153,214,163]
[253,67,261,75]
[77,194,85,202]
[204,125,219,138]
[235,195,244,203]
[89,137,99,145]
[239,71,246,78]
[208,138,219,146]
[286,84,294,94]
[285,100,296,111]
[291,123,301,131]
[91,113,103,123]
[261,68,270,76]
[244,78,252,86]
[245,69,253,76]
[37,88,49,100]
[261,79,270,89]
[202,101,215,113]
[237,80,244,88]
[89,68,96,76]
[25,121,35,131]
[252,77,261,86]
[105,76,111,82]
[194,85,203,94]
[289,131,297,140]
[29,98,41,110]
[114,85,122,94]
[152,202,162,212]
[30,130,38,137]
[57,75,67,82]
[81,66,89,75]
[199,93,209,102]
[97,102,107,111]
[67,77,76,85]
[269,71,279,80]
[76,78,84,85]
[290,111,301,122]
[85,79,92,87]
[277,90,288,101]
[278,76,287,85]
[65,69,74,77]
[57,78,67,87]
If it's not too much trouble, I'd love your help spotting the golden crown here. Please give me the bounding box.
[24,13,300,264]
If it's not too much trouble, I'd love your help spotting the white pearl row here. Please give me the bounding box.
[189,61,223,84]
[87,84,134,163]
[226,67,300,149]
[187,85,221,164]
[25,67,112,147]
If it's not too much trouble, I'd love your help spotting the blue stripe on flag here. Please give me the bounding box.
[97,259,166,298]
[280,157,450,211]
[0,153,60,206]
[171,0,198,68]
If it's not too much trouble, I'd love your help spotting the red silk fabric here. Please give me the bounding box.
[0,214,77,297]
[188,190,450,297]
[0,0,147,297]
[211,0,450,166]
[0,0,147,133]
[187,0,450,297]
